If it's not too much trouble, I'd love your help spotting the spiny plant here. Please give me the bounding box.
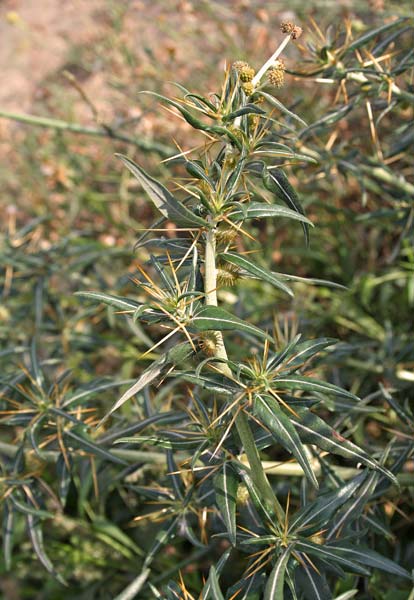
[75,22,412,598]
[1,19,413,600]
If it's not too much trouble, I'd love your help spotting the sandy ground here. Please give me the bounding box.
[0,0,107,111]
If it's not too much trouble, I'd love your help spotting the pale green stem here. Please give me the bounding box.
[204,224,285,523]
[0,109,173,157]
[252,34,291,86]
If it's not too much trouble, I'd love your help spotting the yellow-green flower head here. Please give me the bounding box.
[239,65,256,82]
[268,62,285,88]
[242,81,255,96]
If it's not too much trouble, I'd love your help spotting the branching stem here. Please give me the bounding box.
[204,223,285,524]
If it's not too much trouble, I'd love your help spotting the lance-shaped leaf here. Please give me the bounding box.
[254,394,318,488]
[166,450,185,500]
[3,502,14,570]
[56,454,72,508]
[344,18,405,54]
[263,167,310,244]
[116,154,206,227]
[201,548,232,599]
[295,556,332,600]
[99,411,186,445]
[273,271,347,290]
[144,516,180,568]
[214,462,238,545]
[204,566,225,600]
[295,540,370,576]
[285,341,337,375]
[75,291,141,312]
[175,371,240,396]
[325,543,411,579]
[64,427,128,465]
[98,342,193,426]
[264,544,295,600]
[327,470,380,539]
[10,495,54,520]
[227,572,266,600]
[289,409,397,483]
[116,434,205,451]
[223,103,266,121]
[289,473,367,533]
[259,91,307,127]
[140,92,243,150]
[192,306,273,342]
[229,202,313,227]
[27,515,66,585]
[273,375,358,400]
[220,252,293,297]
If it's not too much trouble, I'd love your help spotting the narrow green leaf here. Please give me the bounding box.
[327,470,379,539]
[274,375,358,400]
[273,271,347,290]
[192,306,273,342]
[205,566,225,600]
[10,495,54,519]
[63,378,138,408]
[115,435,205,451]
[140,92,243,149]
[220,252,293,297]
[229,202,313,226]
[92,518,143,557]
[290,410,397,484]
[201,548,232,599]
[185,160,214,187]
[227,572,265,600]
[144,517,179,567]
[75,291,141,312]
[295,557,332,600]
[285,338,337,370]
[27,515,66,585]
[114,568,151,600]
[176,371,239,396]
[326,543,411,579]
[214,462,238,545]
[3,502,14,570]
[289,474,366,533]
[254,395,318,488]
[259,91,307,126]
[56,454,72,508]
[223,103,266,121]
[263,167,310,244]
[116,154,206,227]
[64,428,128,465]
[98,342,193,426]
[344,18,405,54]
[333,591,359,600]
[295,540,370,576]
[166,449,185,500]
[300,104,354,138]
[264,544,294,600]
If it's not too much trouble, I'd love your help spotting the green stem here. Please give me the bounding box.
[0,440,173,464]
[0,109,173,157]
[204,225,285,523]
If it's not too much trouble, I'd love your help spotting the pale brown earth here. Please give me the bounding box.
[0,0,297,134]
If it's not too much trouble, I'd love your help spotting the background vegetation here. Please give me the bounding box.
[0,1,413,598]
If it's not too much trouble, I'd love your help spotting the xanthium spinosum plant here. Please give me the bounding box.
[76,22,412,599]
